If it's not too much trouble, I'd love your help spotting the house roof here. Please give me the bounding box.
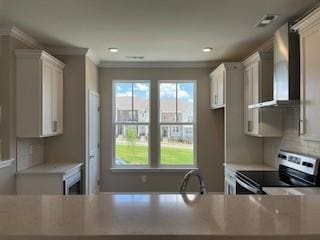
[116,96,193,112]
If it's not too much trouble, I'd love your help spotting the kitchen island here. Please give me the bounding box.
[0,193,320,239]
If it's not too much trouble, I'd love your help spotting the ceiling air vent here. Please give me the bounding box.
[126,56,145,60]
[255,14,279,28]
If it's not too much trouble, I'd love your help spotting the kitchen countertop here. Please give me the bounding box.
[224,162,276,171]
[16,162,83,176]
[263,187,320,195]
[1,193,320,239]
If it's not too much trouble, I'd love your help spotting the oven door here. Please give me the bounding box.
[236,175,262,194]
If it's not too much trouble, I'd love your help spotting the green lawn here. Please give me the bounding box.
[115,144,193,165]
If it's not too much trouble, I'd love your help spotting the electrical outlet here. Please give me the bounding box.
[141,175,147,183]
[28,144,33,155]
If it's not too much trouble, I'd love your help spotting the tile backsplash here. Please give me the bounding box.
[17,138,44,171]
[264,107,320,167]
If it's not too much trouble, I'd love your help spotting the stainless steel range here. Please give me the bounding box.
[236,150,320,194]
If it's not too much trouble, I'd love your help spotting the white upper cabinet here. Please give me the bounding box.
[210,64,226,109]
[293,7,320,141]
[243,52,283,137]
[16,50,65,137]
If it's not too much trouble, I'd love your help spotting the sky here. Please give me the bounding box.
[115,82,194,102]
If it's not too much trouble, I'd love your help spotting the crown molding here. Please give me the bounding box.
[211,62,243,74]
[258,37,274,52]
[99,61,219,68]
[241,37,274,62]
[86,48,100,65]
[292,6,320,33]
[49,47,89,55]
[15,49,65,68]
[243,51,273,67]
[0,26,43,49]
[49,47,100,65]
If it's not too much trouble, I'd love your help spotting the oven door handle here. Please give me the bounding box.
[236,176,260,194]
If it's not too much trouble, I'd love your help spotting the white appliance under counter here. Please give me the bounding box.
[16,162,83,195]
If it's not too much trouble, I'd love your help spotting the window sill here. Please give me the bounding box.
[110,167,198,173]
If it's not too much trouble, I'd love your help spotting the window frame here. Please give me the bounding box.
[112,80,151,168]
[111,79,197,170]
[158,80,197,168]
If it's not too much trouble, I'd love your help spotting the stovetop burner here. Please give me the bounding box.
[237,170,313,188]
[235,151,320,194]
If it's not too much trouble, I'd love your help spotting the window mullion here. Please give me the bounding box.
[131,83,134,122]
[150,80,158,168]
[175,83,178,122]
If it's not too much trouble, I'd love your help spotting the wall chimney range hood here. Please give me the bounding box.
[249,23,300,109]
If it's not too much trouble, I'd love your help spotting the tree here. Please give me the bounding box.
[125,126,137,151]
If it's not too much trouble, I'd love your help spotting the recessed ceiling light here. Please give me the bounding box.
[202,47,213,52]
[255,14,279,28]
[108,48,119,53]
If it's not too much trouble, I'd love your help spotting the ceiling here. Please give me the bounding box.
[0,0,318,63]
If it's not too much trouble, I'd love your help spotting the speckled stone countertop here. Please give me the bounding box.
[224,163,276,171]
[16,162,83,175]
[0,193,320,239]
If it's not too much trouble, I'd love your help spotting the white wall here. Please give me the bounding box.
[44,55,86,164]
[99,67,224,192]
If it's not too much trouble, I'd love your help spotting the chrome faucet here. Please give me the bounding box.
[180,169,207,195]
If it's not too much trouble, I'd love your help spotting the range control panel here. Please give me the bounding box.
[278,150,319,176]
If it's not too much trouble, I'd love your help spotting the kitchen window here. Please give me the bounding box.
[113,81,150,167]
[159,81,196,166]
[112,80,196,169]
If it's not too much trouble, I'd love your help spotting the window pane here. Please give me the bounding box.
[115,83,132,122]
[115,125,149,166]
[133,82,150,123]
[160,83,176,123]
[160,125,194,165]
[177,83,194,123]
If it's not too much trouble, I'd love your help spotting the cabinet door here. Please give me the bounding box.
[210,69,225,109]
[300,26,320,141]
[217,69,225,106]
[213,73,219,107]
[210,72,220,109]
[52,68,63,134]
[251,62,260,135]
[244,67,253,133]
[42,63,53,136]
[210,77,216,109]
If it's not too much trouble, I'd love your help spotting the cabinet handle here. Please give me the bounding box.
[299,119,304,135]
[52,120,58,132]
[248,121,252,132]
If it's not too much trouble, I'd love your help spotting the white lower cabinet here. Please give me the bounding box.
[224,167,236,195]
[16,163,83,195]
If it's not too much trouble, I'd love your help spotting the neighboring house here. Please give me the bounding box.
[115,96,193,143]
